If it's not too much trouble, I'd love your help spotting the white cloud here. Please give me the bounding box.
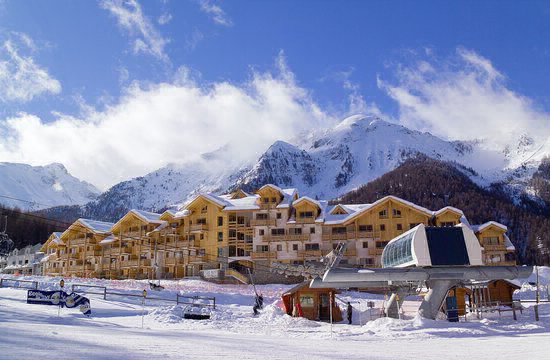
[0,37,61,102]
[158,12,172,25]
[199,0,233,27]
[185,28,204,51]
[378,47,550,150]
[0,54,335,190]
[101,0,170,62]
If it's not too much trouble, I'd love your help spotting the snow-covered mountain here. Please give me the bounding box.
[233,115,487,198]
[36,114,549,222]
[0,162,100,210]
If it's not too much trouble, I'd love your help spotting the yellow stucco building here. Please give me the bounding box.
[41,184,517,281]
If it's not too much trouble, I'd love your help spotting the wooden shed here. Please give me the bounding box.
[281,282,342,322]
[454,279,521,315]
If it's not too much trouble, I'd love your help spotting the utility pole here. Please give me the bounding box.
[535,265,540,321]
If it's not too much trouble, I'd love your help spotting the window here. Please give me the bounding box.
[276,244,283,251]
[310,227,315,234]
[229,229,237,238]
[197,218,207,225]
[263,197,269,203]
[200,234,204,240]
[379,209,388,218]
[381,232,414,267]
[289,228,302,235]
[484,237,499,245]
[229,214,236,222]
[358,225,367,232]
[392,209,402,218]
[237,232,245,240]
[218,217,223,226]
[299,211,314,218]
[332,227,347,234]
[271,197,277,203]
[259,229,265,236]
[410,223,419,229]
[218,232,223,242]
[201,205,208,213]
[380,224,386,231]
[332,243,338,250]
[237,216,245,225]
[256,213,268,220]
[305,243,320,251]
[277,212,282,219]
[245,235,253,243]
[396,224,403,231]
[441,221,455,227]
[362,242,369,248]
[299,295,314,307]
[229,246,236,257]
[271,228,285,236]
[376,241,388,249]
[292,244,299,251]
[256,245,269,252]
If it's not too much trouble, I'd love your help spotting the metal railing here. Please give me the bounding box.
[0,278,38,289]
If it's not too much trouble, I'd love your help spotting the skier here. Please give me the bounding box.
[347,302,353,325]
[253,293,264,316]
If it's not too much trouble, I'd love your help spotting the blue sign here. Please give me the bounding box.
[27,290,91,316]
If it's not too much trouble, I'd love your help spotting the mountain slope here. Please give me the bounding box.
[0,162,100,210]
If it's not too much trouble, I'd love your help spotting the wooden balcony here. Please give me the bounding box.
[299,249,322,258]
[165,257,186,266]
[483,244,507,251]
[357,231,382,239]
[368,248,384,256]
[120,259,150,268]
[68,253,81,259]
[344,249,357,257]
[69,238,87,246]
[120,246,134,254]
[190,224,208,232]
[250,219,276,226]
[85,250,102,257]
[263,234,310,242]
[322,233,348,241]
[251,251,277,259]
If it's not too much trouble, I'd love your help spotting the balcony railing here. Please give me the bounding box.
[69,238,88,246]
[190,224,208,232]
[298,249,322,258]
[251,251,277,259]
[250,219,276,226]
[368,248,384,256]
[483,244,507,251]
[68,253,81,259]
[85,250,102,257]
[263,234,310,242]
[165,257,185,266]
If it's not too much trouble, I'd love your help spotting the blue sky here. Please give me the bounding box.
[1,0,550,189]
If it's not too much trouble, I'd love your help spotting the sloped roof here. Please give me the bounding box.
[471,221,508,233]
[77,218,115,234]
[292,196,322,209]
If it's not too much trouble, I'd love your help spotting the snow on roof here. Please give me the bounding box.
[471,221,508,233]
[99,234,116,245]
[292,196,322,209]
[77,218,115,234]
[185,193,232,209]
[131,209,164,224]
[434,206,464,216]
[504,234,516,251]
[258,183,284,194]
[173,209,190,218]
[222,195,261,211]
[276,188,298,209]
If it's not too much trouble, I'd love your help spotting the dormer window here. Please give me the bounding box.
[263,198,269,203]
[379,210,388,219]
[392,209,401,218]
[201,206,208,213]
[271,197,277,203]
[299,211,314,218]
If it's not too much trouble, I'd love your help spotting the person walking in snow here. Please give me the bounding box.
[347,302,353,325]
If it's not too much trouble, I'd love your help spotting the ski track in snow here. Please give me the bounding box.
[0,274,550,359]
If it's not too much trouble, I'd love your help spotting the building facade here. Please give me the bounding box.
[1,244,43,275]
[41,184,517,280]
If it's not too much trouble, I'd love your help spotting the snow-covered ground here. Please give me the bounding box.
[0,274,549,359]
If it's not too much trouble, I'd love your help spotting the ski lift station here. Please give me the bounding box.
[310,224,532,320]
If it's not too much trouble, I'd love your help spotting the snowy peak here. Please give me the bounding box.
[0,162,100,210]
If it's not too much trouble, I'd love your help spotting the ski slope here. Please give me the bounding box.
[0,276,549,360]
